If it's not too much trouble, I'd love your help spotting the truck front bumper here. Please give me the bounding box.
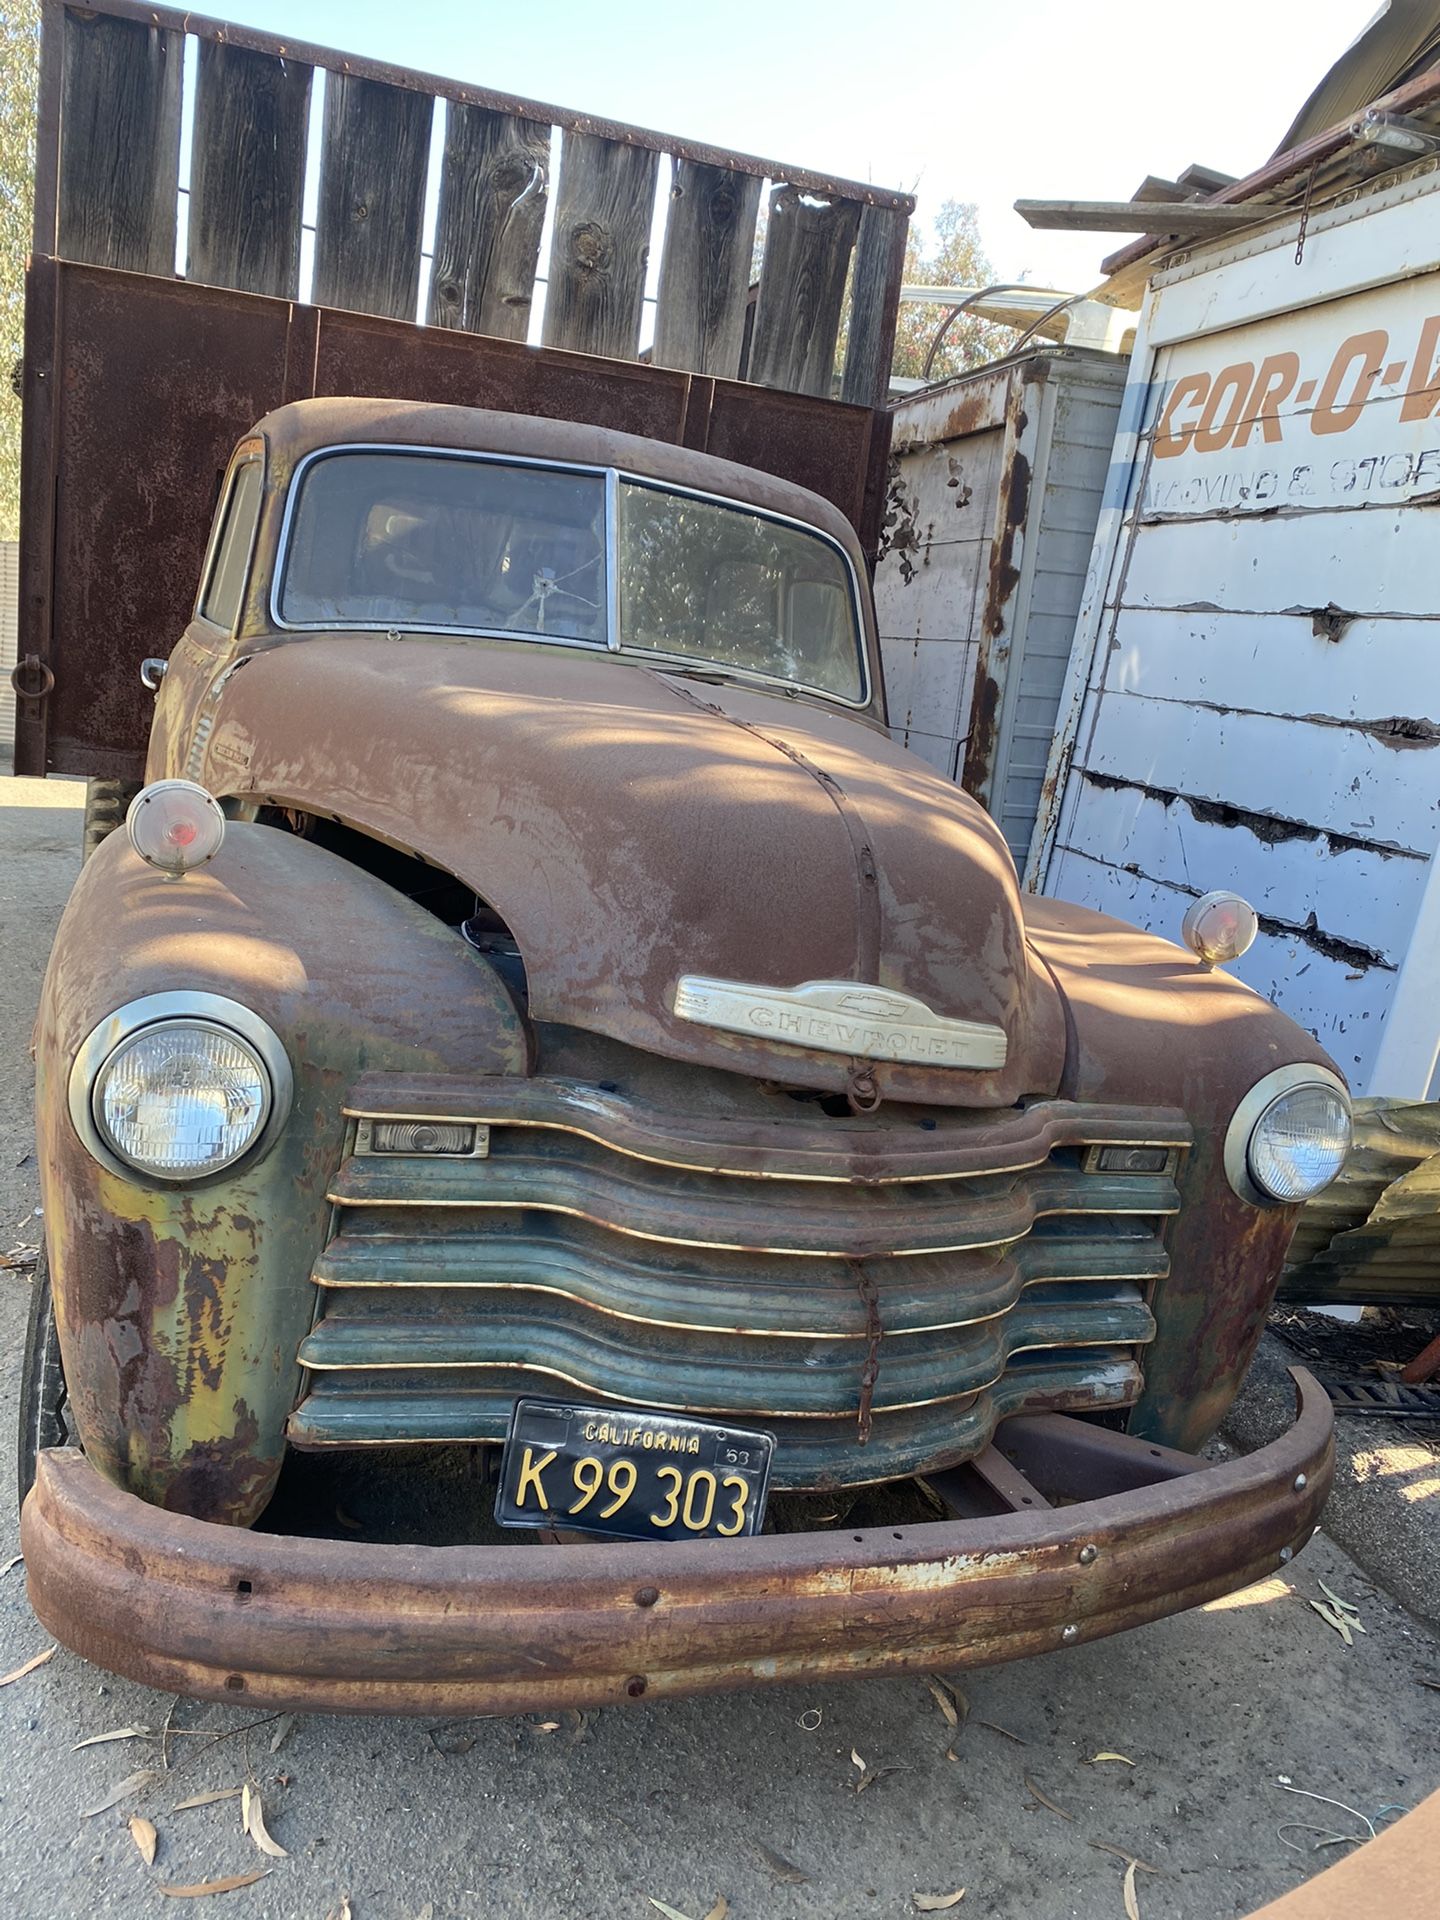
[21,1370,1332,1716]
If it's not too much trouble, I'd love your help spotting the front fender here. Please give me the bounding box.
[35,822,529,1526]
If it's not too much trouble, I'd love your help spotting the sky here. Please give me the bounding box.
[207,0,1387,293]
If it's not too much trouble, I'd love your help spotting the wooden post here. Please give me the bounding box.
[428,105,550,339]
[542,132,659,361]
[57,9,182,274]
[314,73,434,323]
[748,187,860,397]
[841,204,909,406]
[188,43,312,299]
[652,161,762,379]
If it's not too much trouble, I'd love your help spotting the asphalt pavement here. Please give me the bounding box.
[0,770,1435,1920]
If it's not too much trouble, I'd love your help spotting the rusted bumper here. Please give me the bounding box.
[21,1371,1332,1716]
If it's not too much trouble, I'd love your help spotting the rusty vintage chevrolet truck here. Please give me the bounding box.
[13,2,1345,1712]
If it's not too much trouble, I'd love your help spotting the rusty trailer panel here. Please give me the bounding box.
[21,1371,1333,1716]
[872,348,1128,868]
[14,260,889,779]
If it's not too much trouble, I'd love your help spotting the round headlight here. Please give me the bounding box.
[94,1020,271,1177]
[1225,1065,1351,1206]
[1248,1082,1352,1202]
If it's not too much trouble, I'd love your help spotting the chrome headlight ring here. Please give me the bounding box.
[1223,1062,1351,1209]
[68,992,293,1186]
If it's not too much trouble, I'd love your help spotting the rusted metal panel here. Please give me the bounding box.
[33,822,531,1525]
[1035,169,1440,1096]
[171,620,1070,1113]
[872,349,1126,861]
[21,1371,1332,1713]
[1280,1097,1440,1305]
[15,264,896,777]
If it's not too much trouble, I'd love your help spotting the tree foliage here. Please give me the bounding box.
[1,0,39,541]
[892,199,1016,385]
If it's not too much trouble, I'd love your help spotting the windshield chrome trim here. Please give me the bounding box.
[269,442,871,707]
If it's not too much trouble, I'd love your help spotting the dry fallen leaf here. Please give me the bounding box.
[1318,1579,1362,1619]
[242,1783,288,1859]
[648,1901,697,1920]
[926,1678,959,1728]
[83,1769,161,1817]
[535,1720,561,1733]
[1089,1841,1161,1876]
[73,1725,155,1750]
[1090,1752,1136,1767]
[171,1787,243,1812]
[1024,1775,1074,1821]
[851,1747,867,1776]
[755,1842,809,1885]
[267,1714,296,1754]
[702,1901,728,1920]
[976,1718,1026,1745]
[914,1893,966,1912]
[0,1554,22,1577]
[1123,1858,1141,1920]
[1310,1599,1355,1646]
[158,1873,269,1899]
[128,1816,158,1866]
[0,1645,55,1687]
[325,1900,353,1920]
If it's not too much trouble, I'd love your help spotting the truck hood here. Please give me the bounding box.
[194,635,1064,1106]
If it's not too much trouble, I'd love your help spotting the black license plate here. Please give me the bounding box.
[495,1397,774,1542]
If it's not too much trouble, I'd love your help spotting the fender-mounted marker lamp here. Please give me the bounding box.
[126,779,226,878]
[1181,889,1258,969]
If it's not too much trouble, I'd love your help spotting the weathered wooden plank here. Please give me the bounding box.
[58,8,182,273]
[652,160,762,378]
[1014,197,1264,235]
[314,73,434,322]
[188,42,312,299]
[428,105,550,338]
[841,203,908,406]
[542,132,659,361]
[749,187,861,397]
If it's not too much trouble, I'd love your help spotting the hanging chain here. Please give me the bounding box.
[1295,163,1318,266]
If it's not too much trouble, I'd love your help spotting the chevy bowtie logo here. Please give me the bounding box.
[833,991,910,1021]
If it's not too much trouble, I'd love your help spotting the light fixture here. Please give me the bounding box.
[1181,890,1259,969]
[1351,109,1440,156]
[126,779,226,878]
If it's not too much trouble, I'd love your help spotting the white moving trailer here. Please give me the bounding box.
[1032,161,1440,1100]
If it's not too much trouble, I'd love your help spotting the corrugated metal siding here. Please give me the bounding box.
[0,542,18,759]
[1039,172,1440,1094]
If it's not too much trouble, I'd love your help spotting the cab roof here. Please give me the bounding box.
[252,397,867,563]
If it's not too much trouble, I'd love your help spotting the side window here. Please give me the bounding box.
[199,460,263,632]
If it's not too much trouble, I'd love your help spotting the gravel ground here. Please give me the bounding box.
[0,770,1435,1920]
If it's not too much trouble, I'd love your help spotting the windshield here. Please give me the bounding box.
[277,449,866,700]
[279,452,608,641]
